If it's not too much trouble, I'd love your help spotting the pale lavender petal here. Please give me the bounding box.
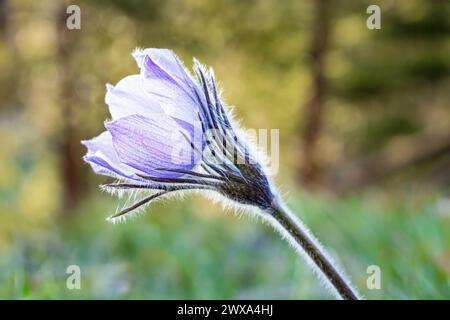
[106,114,198,178]
[132,48,194,92]
[82,131,143,181]
[83,48,209,182]
[105,75,163,120]
[132,48,203,126]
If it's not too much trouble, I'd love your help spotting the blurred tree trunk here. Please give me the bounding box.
[0,0,7,35]
[0,0,23,113]
[56,3,85,214]
[299,0,330,187]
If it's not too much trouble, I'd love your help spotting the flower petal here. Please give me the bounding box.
[132,48,194,91]
[106,114,199,178]
[105,75,163,120]
[132,48,202,125]
[82,131,143,181]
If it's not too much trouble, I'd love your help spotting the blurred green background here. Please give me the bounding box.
[0,0,449,299]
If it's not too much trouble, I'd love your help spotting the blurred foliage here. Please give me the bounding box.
[1,191,449,299]
[0,0,449,299]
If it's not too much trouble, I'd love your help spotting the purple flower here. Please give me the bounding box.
[83,49,204,181]
[82,48,360,300]
[83,48,274,220]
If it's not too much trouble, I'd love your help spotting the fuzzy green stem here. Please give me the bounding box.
[268,199,359,300]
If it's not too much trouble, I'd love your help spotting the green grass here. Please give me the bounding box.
[0,190,449,299]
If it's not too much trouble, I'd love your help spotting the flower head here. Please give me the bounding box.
[83,48,275,221]
[82,48,360,300]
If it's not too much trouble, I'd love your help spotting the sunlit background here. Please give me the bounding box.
[0,0,449,299]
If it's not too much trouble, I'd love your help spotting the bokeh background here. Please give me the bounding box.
[0,0,449,299]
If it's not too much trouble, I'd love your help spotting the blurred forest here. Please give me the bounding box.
[0,0,449,299]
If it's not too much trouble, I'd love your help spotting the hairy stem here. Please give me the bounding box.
[267,199,359,300]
